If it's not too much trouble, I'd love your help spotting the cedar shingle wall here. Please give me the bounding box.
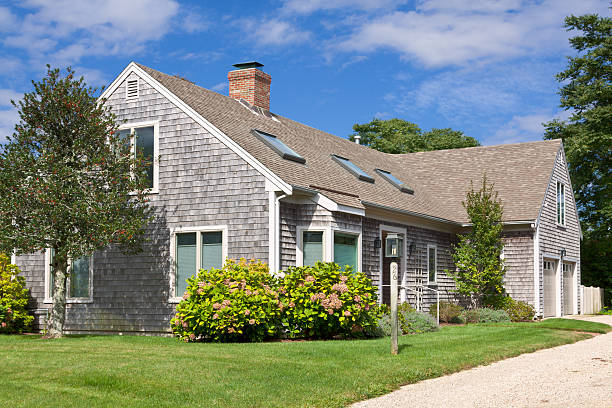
[502,230,534,304]
[15,72,269,333]
[537,148,581,315]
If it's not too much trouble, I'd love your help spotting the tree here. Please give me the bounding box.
[349,118,480,153]
[448,175,506,308]
[0,66,153,338]
[543,13,612,305]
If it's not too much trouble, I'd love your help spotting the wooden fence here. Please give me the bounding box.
[581,286,605,314]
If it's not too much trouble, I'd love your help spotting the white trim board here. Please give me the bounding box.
[99,62,292,195]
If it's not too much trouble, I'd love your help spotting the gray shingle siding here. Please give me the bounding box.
[502,230,534,305]
[15,72,270,334]
[537,147,581,315]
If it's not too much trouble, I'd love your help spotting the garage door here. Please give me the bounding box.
[563,263,574,315]
[543,260,557,318]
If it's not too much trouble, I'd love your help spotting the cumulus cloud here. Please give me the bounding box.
[249,19,311,46]
[282,0,408,14]
[4,0,181,65]
[0,89,23,107]
[338,0,609,67]
[0,108,19,141]
[490,110,572,145]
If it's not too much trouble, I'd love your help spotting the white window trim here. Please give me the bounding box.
[427,244,437,284]
[44,249,94,304]
[118,120,160,194]
[331,227,362,273]
[556,180,566,227]
[125,78,139,101]
[169,225,228,303]
[295,226,331,267]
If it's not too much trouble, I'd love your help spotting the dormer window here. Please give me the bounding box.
[376,169,414,194]
[126,79,139,101]
[331,154,374,183]
[252,129,305,164]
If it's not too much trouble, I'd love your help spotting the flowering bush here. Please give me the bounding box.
[503,298,536,322]
[429,301,464,323]
[171,259,282,342]
[281,262,380,338]
[0,254,34,333]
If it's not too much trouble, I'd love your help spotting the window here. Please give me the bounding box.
[334,232,359,271]
[118,122,159,191]
[252,129,305,164]
[302,231,324,266]
[375,169,414,194]
[427,245,437,283]
[172,227,226,300]
[45,249,93,303]
[331,155,374,183]
[556,181,565,226]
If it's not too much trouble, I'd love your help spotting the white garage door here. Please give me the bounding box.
[543,260,557,318]
[563,263,574,315]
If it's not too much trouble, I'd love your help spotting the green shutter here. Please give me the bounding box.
[201,231,223,270]
[70,256,90,298]
[303,231,323,266]
[176,233,197,296]
[334,233,357,272]
[135,126,154,188]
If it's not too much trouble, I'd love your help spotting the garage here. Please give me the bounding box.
[563,263,574,315]
[543,260,557,317]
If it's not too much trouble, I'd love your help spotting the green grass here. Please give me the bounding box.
[499,318,612,334]
[0,325,596,408]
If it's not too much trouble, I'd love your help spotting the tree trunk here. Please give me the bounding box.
[44,255,68,339]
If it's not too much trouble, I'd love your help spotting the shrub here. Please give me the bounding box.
[401,310,440,334]
[429,301,464,323]
[503,298,536,322]
[281,262,380,338]
[0,254,34,333]
[461,307,510,324]
[171,259,282,342]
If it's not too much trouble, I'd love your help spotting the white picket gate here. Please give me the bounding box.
[581,286,604,315]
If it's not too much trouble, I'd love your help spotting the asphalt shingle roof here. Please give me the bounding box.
[137,63,561,225]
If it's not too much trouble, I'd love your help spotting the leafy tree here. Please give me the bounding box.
[349,118,479,153]
[543,13,611,305]
[0,66,153,338]
[448,175,506,308]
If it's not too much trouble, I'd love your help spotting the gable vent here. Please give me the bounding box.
[126,79,139,100]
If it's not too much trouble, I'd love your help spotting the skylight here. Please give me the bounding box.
[252,129,305,164]
[375,169,414,194]
[331,155,374,183]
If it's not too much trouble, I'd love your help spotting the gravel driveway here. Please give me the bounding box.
[352,315,612,408]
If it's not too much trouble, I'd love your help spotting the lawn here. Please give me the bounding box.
[0,322,604,408]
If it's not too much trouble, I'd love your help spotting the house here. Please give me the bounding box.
[14,62,581,334]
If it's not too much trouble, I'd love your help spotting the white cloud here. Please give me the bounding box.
[338,0,610,67]
[210,82,228,92]
[488,109,573,145]
[4,0,181,65]
[0,109,19,141]
[0,89,23,107]
[181,11,208,33]
[340,55,368,70]
[249,19,311,46]
[283,0,408,14]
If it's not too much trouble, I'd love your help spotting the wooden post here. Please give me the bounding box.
[390,261,398,355]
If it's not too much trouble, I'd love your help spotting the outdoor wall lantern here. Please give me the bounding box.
[385,234,403,258]
[560,248,567,257]
[374,237,382,249]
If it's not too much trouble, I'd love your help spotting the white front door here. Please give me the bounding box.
[543,260,557,317]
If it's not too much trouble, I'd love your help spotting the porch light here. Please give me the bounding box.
[385,234,403,258]
[560,248,566,257]
[374,237,382,249]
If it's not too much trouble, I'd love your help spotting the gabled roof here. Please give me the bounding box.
[127,63,562,225]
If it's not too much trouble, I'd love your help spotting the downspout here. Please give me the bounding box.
[533,223,540,317]
[275,192,287,276]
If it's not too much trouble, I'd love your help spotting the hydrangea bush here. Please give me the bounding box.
[0,254,34,333]
[171,259,283,342]
[280,262,380,338]
[461,307,510,323]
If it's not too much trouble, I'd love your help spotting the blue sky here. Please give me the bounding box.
[0,0,609,145]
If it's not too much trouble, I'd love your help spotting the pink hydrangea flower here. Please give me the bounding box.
[213,313,219,319]
[248,319,255,325]
[354,295,362,302]
[228,327,235,334]
[213,303,221,310]
[189,333,195,340]
[182,292,190,300]
[244,309,251,316]
[339,275,348,282]
[182,321,188,328]
[305,275,315,283]
[1,322,6,328]
[343,310,351,317]
[288,301,295,308]
[331,283,349,293]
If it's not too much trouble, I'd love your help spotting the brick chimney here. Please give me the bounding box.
[228,62,271,111]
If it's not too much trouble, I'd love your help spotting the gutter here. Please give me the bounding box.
[361,201,462,226]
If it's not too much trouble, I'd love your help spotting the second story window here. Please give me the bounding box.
[119,122,159,191]
[556,181,565,226]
